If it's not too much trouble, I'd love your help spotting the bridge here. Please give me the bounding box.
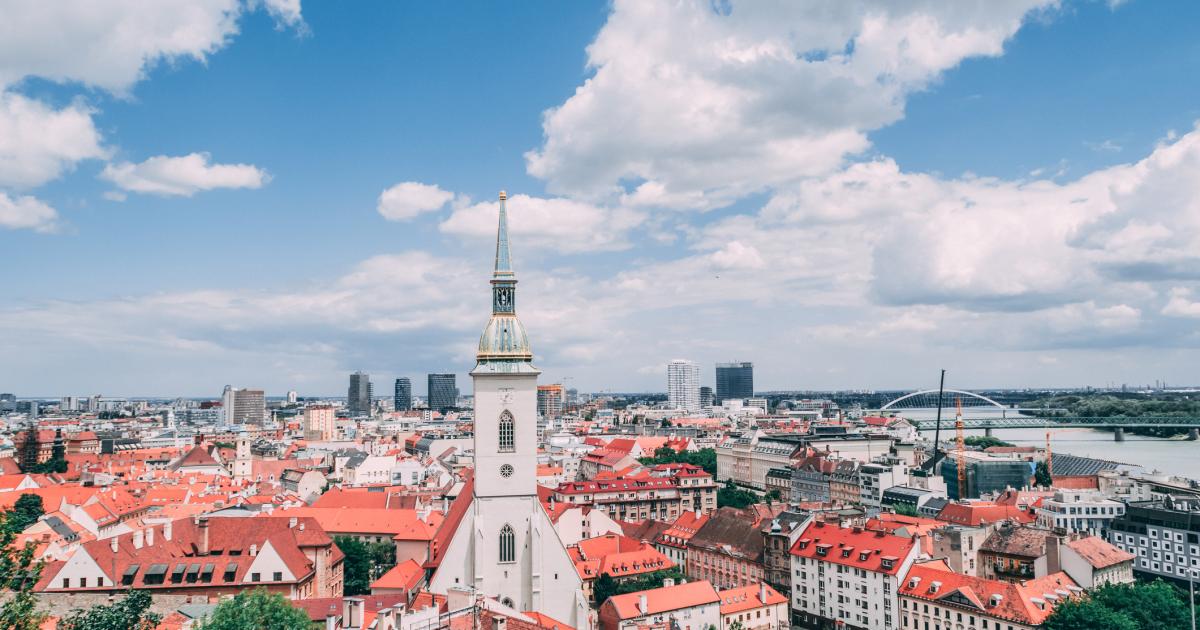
[877,390,1200,441]
[908,415,1200,439]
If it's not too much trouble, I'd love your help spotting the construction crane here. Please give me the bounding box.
[1046,431,1053,480]
[955,397,967,500]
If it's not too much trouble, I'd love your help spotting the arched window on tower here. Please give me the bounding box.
[498,411,515,453]
[499,524,515,563]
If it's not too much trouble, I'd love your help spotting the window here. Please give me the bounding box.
[499,411,515,452]
[273,571,282,582]
[251,572,261,582]
[500,524,516,563]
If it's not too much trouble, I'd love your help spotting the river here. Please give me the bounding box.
[898,407,1200,480]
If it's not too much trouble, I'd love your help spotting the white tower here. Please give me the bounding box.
[427,192,589,628]
[232,437,251,481]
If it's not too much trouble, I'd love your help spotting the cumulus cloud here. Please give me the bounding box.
[100,152,269,196]
[377,182,454,221]
[0,192,59,233]
[0,92,107,188]
[526,0,1054,206]
[440,192,645,253]
[0,0,303,94]
[1163,288,1200,318]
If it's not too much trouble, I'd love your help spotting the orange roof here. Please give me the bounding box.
[936,501,1037,527]
[606,580,720,619]
[1064,536,1134,569]
[900,561,1080,625]
[718,583,786,615]
[790,522,916,576]
[371,558,425,591]
[570,534,674,579]
[277,507,441,540]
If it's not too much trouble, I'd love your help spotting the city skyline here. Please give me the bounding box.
[3,2,1200,395]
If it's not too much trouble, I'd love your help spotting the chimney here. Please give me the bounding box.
[250,543,258,557]
[343,597,363,628]
[133,529,144,549]
[300,521,306,531]
[289,517,298,529]
[759,582,767,604]
[146,526,155,547]
[164,520,173,541]
[638,594,648,615]
[198,516,210,555]
[111,536,119,553]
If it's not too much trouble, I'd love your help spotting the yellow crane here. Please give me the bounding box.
[955,397,967,500]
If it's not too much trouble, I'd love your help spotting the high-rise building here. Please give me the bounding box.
[715,361,754,404]
[537,384,565,423]
[222,386,266,425]
[286,390,298,404]
[667,359,700,413]
[394,377,412,411]
[427,373,457,412]
[426,191,588,627]
[699,386,714,409]
[347,371,373,417]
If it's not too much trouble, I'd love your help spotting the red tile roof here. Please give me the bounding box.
[900,561,1081,626]
[371,558,425,592]
[277,506,442,540]
[790,521,915,576]
[570,534,674,579]
[936,502,1036,527]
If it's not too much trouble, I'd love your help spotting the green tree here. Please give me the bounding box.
[963,435,1014,449]
[892,503,919,517]
[717,479,757,509]
[1034,460,1053,487]
[764,488,783,503]
[59,590,161,630]
[334,536,395,595]
[195,588,311,630]
[5,494,44,534]
[1042,597,1137,630]
[637,447,717,476]
[0,506,46,630]
[1042,581,1190,630]
[593,568,687,605]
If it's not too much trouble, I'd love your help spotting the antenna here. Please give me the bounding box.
[955,397,967,500]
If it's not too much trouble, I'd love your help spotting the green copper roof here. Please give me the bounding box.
[478,190,534,365]
[493,190,514,278]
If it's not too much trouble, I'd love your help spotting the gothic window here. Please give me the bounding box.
[499,411,515,452]
[500,524,516,563]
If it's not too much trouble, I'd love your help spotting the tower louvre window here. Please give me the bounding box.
[499,411,515,453]
[500,524,516,563]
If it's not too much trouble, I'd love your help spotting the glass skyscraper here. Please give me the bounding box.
[427,373,458,412]
[715,361,754,404]
[394,377,412,411]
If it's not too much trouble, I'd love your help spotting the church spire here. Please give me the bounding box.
[494,190,514,279]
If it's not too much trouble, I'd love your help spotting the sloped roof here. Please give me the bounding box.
[690,507,765,561]
[371,558,425,591]
[605,580,720,619]
[718,583,786,615]
[1065,536,1134,569]
[900,561,1080,626]
[790,521,915,576]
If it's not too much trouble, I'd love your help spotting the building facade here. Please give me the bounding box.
[426,373,457,412]
[1105,496,1200,585]
[348,372,373,417]
[222,386,266,425]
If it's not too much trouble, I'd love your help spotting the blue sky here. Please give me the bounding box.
[2,0,1200,396]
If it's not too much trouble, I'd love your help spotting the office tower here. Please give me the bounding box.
[348,371,373,417]
[286,390,298,404]
[667,359,700,413]
[304,405,337,441]
[537,384,565,422]
[715,361,754,404]
[0,393,16,413]
[61,396,80,412]
[222,386,266,424]
[427,373,457,412]
[394,377,413,411]
[699,386,714,409]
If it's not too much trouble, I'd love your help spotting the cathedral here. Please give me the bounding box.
[427,191,590,628]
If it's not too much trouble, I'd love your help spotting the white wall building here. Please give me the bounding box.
[667,359,700,414]
[1036,489,1125,535]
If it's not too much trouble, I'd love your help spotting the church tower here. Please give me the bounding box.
[428,191,589,629]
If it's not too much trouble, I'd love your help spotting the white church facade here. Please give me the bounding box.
[427,191,591,628]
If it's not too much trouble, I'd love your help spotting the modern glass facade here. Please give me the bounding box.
[715,361,753,403]
[427,373,457,412]
[394,377,412,411]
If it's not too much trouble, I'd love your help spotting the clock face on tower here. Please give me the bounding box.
[499,388,514,404]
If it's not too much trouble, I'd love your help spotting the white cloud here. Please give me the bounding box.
[0,92,107,188]
[440,192,645,253]
[1163,288,1200,318]
[259,0,305,30]
[526,0,1054,206]
[377,182,454,221]
[0,0,303,94]
[100,152,269,196]
[0,192,58,233]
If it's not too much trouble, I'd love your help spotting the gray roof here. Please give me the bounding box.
[1050,453,1121,477]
